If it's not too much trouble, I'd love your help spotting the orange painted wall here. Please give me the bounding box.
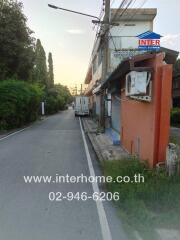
[121,53,172,167]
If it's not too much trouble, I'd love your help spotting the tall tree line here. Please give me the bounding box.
[48,52,54,88]
[0,0,34,81]
[0,0,55,89]
[0,0,72,123]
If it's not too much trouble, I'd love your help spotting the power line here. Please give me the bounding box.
[86,2,106,73]
[108,0,136,50]
[101,0,134,39]
[111,0,134,23]
[109,32,118,51]
[100,0,134,52]
[115,0,148,39]
[88,0,147,70]
[98,2,105,20]
[111,0,129,23]
[109,0,148,51]
[93,3,104,31]
[94,0,134,45]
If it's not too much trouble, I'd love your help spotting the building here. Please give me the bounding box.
[84,8,179,167]
[101,52,177,167]
[84,8,157,131]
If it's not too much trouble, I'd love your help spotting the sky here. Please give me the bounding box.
[22,0,180,90]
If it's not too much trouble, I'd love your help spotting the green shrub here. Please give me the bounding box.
[0,80,43,130]
[45,85,71,115]
[45,95,59,114]
[171,108,180,125]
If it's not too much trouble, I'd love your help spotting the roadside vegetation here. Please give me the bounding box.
[171,108,180,127]
[174,58,180,73]
[0,0,72,130]
[171,59,180,127]
[170,135,180,146]
[0,80,43,130]
[45,85,72,115]
[103,158,180,240]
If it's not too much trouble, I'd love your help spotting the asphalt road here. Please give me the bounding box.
[0,110,128,240]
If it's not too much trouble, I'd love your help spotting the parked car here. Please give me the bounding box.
[74,96,89,116]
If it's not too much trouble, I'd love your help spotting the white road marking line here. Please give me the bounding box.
[0,126,30,141]
[79,118,112,240]
[0,117,49,142]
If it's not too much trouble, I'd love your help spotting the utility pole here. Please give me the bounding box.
[102,0,110,80]
[100,0,110,129]
[48,1,111,128]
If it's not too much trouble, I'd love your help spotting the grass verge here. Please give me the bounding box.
[170,136,180,146]
[103,157,180,240]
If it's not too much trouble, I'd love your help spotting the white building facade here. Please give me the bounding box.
[85,8,157,131]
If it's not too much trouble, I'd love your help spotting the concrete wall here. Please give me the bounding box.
[92,62,102,85]
[84,62,102,96]
[110,21,152,39]
[109,20,153,72]
[121,53,172,167]
[111,95,121,133]
[85,18,154,95]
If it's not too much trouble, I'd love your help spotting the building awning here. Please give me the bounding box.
[101,48,179,90]
[160,47,179,65]
[92,84,102,94]
[101,52,155,89]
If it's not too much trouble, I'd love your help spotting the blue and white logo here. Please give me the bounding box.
[137,31,162,51]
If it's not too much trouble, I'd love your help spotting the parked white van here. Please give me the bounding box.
[75,96,89,116]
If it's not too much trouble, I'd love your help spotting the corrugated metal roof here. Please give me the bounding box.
[101,48,179,90]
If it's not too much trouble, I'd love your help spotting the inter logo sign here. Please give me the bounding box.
[137,31,162,51]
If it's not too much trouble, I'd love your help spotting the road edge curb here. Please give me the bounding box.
[81,118,105,163]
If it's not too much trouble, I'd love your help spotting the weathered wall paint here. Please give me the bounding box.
[121,53,172,167]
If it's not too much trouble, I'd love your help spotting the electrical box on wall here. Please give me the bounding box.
[125,71,151,96]
[125,71,152,102]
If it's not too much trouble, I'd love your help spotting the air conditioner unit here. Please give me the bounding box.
[125,71,151,96]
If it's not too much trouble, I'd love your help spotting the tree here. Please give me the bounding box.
[45,84,72,114]
[33,39,48,86]
[0,0,35,81]
[47,52,54,88]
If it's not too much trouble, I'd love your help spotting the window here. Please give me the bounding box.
[124,23,136,26]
